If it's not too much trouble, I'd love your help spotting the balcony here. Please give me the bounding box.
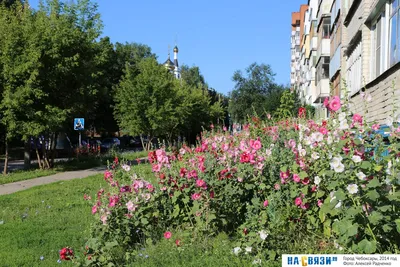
[314,78,330,103]
[291,42,295,49]
[296,52,300,59]
[291,78,295,84]
[291,55,295,61]
[291,31,295,36]
[310,36,318,51]
[291,67,295,73]
[317,38,330,59]
[296,39,301,46]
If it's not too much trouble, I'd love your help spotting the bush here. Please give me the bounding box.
[82,96,400,266]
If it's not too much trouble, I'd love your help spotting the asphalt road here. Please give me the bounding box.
[0,158,70,172]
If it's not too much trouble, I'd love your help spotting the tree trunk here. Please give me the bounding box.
[50,132,58,168]
[24,141,31,170]
[35,139,43,169]
[3,139,9,175]
[42,136,50,169]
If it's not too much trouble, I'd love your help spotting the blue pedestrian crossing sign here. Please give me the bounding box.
[74,118,85,131]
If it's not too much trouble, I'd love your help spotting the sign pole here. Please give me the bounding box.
[79,132,82,148]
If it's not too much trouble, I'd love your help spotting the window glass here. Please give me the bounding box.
[392,0,398,11]
[390,13,398,66]
[398,12,400,61]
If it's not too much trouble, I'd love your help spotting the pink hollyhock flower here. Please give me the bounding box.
[210,191,215,199]
[302,178,310,185]
[317,199,323,207]
[250,139,262,150]
[293,173,301,183]
[152,164,161,173]
[240,152,250,163]
[352,113,363,124]
[323,97,329,107]
[222,143,229,151]
[263,200,269,207]
[237,177,243,182]
[175,239,181,246]
[319,127,328,135]
[372,124,380,131]
[179,168,187,177]
[300,203,310,210]
[146,184,154,192]
[126,201,137,212]
[191,193,201,201]
[100,214,108,225]
[164,231,172,239]
[295,197,302,206]
[267,113,271,119]
[274,184,280,190]
[329,96,341,112]
[280,170,290,179]
[196,179,207,189]
[288,139,296,148]
[91,205,97,214]
[104,170,112,181]
[311,185,317,192]
[188,169,198,179]
[108,195,119,207]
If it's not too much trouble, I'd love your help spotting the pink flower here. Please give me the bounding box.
[288,139,296,148]
[240,152,250,163]
[196,179,207,189]
[301,178,310,185]
[295,197,302,206]
[108,195,119,207]
[250,139,262,150]
[323,97,329,107]
[372,124,380,131]
[146,184,154,192]
[152,164,161,173]
[164,231,172,239]
[317,199,323,207]
[280,170,290,179]
[263,200,269,207]
[100,214,108,225]
[179,168,187,177]
[126,201,137,212]
[319,127,328,135]
[352,113,363,124]
[300,203,310,210]
[274,184,280,190]
[104,170,113,181]
[191,193,201,201]
[293,173,301,183]
[328,96,341,112]
[91,205,97,214]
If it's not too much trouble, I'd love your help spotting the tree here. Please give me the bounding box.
[228,63,284,123]
[0,0,104,172]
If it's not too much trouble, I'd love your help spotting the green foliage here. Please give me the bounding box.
[228,63,286,123]
[275,90,295,118]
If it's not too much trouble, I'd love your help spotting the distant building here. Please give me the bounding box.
[163,45,180,79]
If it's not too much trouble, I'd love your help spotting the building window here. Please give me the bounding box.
[316,56,330,83]
[322,17,331,38]
[390,0,400,66]
[346,39,363,95]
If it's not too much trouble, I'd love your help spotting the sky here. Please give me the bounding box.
[29,0,306,95]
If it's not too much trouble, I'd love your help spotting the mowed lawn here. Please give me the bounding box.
[0,174,106,267]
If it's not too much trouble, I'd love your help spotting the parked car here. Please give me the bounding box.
[100,137,120,151]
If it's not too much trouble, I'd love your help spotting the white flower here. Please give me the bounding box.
[327,136,333,145]
[299,149,307,157]
[311,132,324,143]
[245,247,252,253]
[304,138,312,146]
[259,230,268,240]
[330,157,342,169]
[338,112,346,122]
[311,152,320,160]
[314,176,321,185]
[352,155,362,163]
[356,171,366,180]
[233,247,241,255]
[386,117,393,127]
[335,200,342,208]
[265,149,272,157]
[347,184,359,194]
[334,163,345,173]
[122,164,131,172]
[339,121,349,130]
[252,258,262,265]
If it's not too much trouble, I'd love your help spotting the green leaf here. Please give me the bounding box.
[358,239,377,253]
[347,224,358,237]
[335,189,346,201]
[346,206,361,217]
[367,178,381,188]
[172,204,180,218]
[323,219,331,238]
[366,189,380,201]
[141,218,148,225]
[361,161,372,170]
[104,241,118,249]
[299,171,308,179]
[377,205,392,212]
[382,224,392,233]
[368,211,384,225]
[395,219,400,233]
[374,165,383,172]
[268,250,276,260]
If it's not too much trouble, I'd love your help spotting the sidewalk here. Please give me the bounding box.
[0,166,105,196]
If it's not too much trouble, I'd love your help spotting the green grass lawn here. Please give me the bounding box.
[0,174,107,267]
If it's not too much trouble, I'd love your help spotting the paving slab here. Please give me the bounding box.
[0,167,105,196]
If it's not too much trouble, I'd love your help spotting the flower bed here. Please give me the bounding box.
[82,97,400,266]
